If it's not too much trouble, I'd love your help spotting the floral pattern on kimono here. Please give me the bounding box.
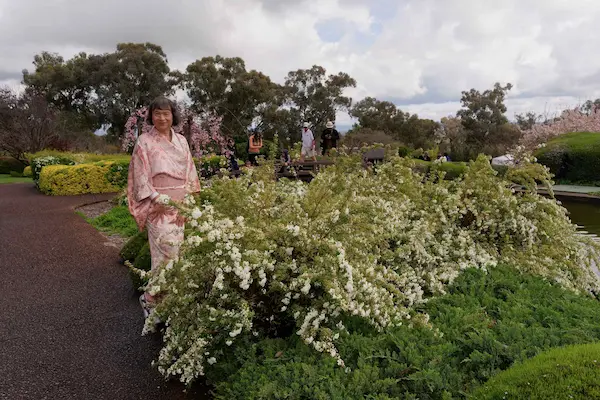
[127,128,200,272]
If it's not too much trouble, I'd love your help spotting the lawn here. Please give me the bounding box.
[0,174,33,184]
[86,205,138,238]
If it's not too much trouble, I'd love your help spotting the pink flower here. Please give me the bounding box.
[520,106,600,149]
[122,105,233,157]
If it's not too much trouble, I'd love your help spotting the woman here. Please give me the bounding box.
[247,132,263,165]
[127,97,201,318]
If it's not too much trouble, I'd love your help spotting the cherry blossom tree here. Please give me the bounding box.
[122,105,233,157]
[520,106,600,149]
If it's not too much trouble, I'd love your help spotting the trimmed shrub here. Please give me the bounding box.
[472,342,600,399]
[120,230,148,263]
[131,242,151,291]
[0,156,25,174]
[432,161,468,180]
[535,132,600,183]
[22,166,32,177]
[9,171,23,177]
[38,162,120,195]
[31,155,76,187]
[29,151,131,188]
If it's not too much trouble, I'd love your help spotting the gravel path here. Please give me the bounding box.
[0,183,207,399]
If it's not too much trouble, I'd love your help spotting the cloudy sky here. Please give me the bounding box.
[1,0,600,129]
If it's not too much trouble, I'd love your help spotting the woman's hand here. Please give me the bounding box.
[153,193,171,205]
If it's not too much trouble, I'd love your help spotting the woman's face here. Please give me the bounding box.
[152,107,173,131]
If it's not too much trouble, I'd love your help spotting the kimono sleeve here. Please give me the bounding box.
[127,141,156,231]
[128,142,155,201]
[183,138,201,193]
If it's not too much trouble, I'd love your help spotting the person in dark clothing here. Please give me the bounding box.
[321,121,340,156]
[279,149,292,173]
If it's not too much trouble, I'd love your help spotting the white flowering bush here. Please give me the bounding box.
[141,153,600,386]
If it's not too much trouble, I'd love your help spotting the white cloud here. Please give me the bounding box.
[1,0,600,123]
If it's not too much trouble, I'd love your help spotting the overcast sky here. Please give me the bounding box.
[1,0,599,128]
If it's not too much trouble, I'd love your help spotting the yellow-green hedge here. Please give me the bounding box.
[22,166,32,177]
[39,162,121,195]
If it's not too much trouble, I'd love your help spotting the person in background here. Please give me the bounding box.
[127,96,201,319]
[321,120,340,156]
[300,122,316,162]
[279,148,292,173]
[248,132,263,165]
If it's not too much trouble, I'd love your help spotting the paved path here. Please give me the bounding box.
[0,183,207,399]
[551,184,600,194]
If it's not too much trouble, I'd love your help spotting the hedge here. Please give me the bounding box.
[535,131,600,183]
[22,166,32,177]
[472,342,600,399]
[38,162,124,195]
[0,156,25,174]
[29,151,131,188]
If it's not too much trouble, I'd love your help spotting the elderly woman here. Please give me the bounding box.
[127,97,200,318]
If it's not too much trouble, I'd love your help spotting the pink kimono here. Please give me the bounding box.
[127,128,200,272]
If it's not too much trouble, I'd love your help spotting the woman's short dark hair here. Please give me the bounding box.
[146,96,181,126]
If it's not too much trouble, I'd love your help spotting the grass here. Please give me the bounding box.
[0,174,33,184]
[472,342,600,399]
[87,205,138,238]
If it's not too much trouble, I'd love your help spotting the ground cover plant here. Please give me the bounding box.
[131,151,600,391]
[211,266,600,399]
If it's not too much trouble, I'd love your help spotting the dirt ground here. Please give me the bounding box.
[76,200,129,250]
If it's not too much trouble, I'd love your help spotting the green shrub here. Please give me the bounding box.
[9,170,23,177]
[22,166,32,177]
[398,146,412,157]
[131,242,151,291]
[89,205,138,237]
[472,342,600,400]
[0,157,25,174]
[105,161,129,188]
[491,164,509,177]
[195,155,228,178]
[432,161,468,180]
[535,132,600,183]
[212,265,600,399]
[38,162,120,195]
[120,230,148,263]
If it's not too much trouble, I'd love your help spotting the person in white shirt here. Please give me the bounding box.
[300,122,316,162]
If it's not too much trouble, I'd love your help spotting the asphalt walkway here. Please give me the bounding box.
[0,183,206,399]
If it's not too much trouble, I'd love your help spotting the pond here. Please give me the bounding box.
[560,198,600,238]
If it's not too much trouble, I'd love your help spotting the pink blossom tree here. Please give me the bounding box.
[520,106,600,149]
[122,105,233,157]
